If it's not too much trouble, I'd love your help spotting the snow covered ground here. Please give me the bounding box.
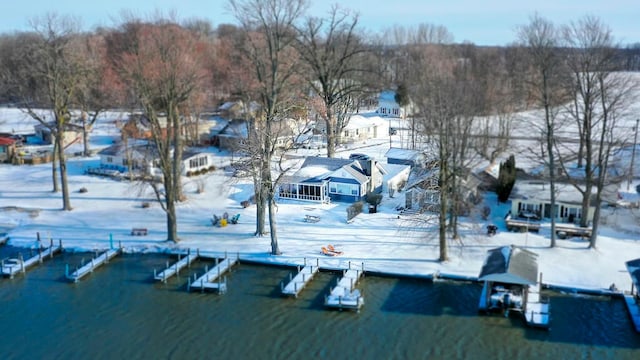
[0,107,639,294]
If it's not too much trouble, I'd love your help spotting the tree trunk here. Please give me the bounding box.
[56,133,72,211]
[438,157,448,262]
[51,140,59,193]
[325,114,336,158]
[166,198,178,242]
[268,195,280,255]
[254,180,267,236]
[82,115,90,157]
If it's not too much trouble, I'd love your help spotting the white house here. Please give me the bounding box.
[509,180,618,224]
[96,142,213,177]
[340,115,389,143]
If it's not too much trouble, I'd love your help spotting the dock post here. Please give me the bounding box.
[39,246,43,264]
[348,261,351,270]
[19,253,24,274]
[304,257,307,266]
[109,233,113,250]
[59,239,63,251]
[65,263,69,278]
[316,258,319,267]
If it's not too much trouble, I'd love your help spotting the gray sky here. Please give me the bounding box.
[1,0,638,46]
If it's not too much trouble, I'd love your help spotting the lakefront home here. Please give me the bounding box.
[277,156,409,203]
[509,180,618,224]
[96,142,213,177]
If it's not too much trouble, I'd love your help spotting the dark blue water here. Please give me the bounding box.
[0,247,638,359]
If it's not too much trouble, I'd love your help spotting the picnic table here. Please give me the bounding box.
[304,215,320,223]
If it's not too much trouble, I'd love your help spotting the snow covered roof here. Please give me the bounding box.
[478,245,539,286]
[626,258,640,293]
[344,114,387,130]
[385,147,422,161]
[510,180,619,205]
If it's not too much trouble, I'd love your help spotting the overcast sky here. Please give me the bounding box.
[1,0,638,46]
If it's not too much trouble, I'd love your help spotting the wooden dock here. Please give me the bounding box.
[623,294,640,333]
[154,249,199,282]
[524,283,551,329]
[325,262,365,311]
[1,240,63,278]
[281,258,320,297]
[188,254,238,293]
[66,247,122,283]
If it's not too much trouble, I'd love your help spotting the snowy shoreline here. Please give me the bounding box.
[1,240,626,298]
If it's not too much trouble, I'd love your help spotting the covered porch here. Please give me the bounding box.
[277,177,329,203]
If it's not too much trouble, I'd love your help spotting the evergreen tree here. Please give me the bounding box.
[496,154,516,202]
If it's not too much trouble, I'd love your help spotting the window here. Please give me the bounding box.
[330,182,358,196]
[107,156,113,163]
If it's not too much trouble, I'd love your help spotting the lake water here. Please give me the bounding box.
[0,247,638,359]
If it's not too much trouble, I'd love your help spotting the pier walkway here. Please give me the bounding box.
[1,240,62,278]
[524,283,551,329]
[325,262,365,311]
[281,258,319,297]
[189,254,238,293]
[66,247,122,283]
[623,294,640,332]
[154,250,199,282]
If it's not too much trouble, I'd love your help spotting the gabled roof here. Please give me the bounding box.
[0,137,16,146]
[626,258,640,293]
[97,142,159,159]
[385,147,422,161]
[478,245,539,285]
[291,157,369,184]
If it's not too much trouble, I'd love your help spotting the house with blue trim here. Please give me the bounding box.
[277,156,410,203]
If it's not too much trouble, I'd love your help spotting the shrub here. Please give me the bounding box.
[208,165,216,172]
[78,187,88,193]
[347,201,364,222]
[141,202,151,208]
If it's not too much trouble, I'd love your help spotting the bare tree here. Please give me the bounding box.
[229,0,308,255]
[296,5,369,157]
[517,14,567,248]
[559,16,638,247]
[110,17,208,242]
[4,14,90,211]
[75,31,123,156]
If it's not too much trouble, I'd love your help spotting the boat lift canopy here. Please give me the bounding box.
[478,245,539,286]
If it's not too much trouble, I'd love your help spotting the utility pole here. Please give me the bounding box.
[629,119,639,191]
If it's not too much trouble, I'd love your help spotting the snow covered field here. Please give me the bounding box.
[0,107,639,294]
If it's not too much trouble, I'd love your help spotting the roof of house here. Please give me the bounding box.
[0,136,16,146]
[478,245,539,286]
[626,258,640,293]
[344,114,387,131]
[510,180,618,205]
[289,156,370,184]
[97,142,159,158]
[385,147,422,161]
